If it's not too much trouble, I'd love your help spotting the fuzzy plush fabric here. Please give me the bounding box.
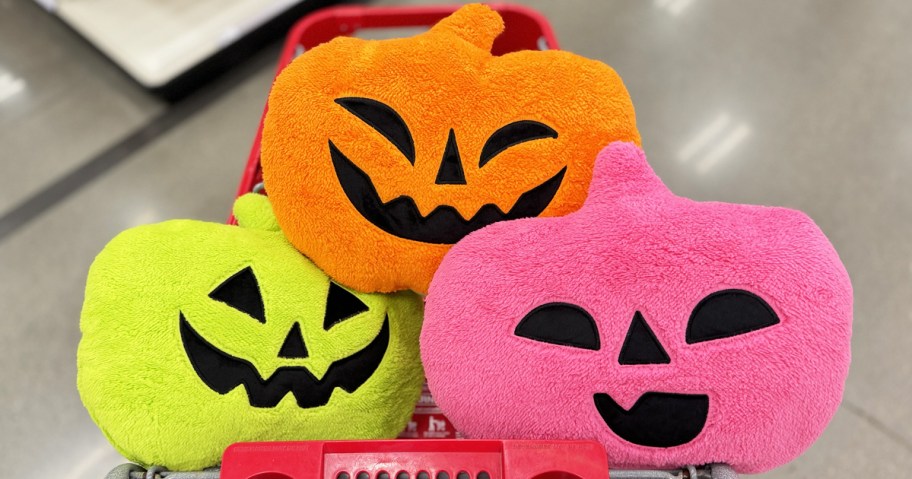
[77,194,425,470]
[422,142,852,474]
[261,3,640,295]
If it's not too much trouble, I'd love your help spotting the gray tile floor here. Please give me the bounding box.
[1,0,909,477]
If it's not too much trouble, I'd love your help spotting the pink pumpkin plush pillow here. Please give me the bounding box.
[422,142,852,473]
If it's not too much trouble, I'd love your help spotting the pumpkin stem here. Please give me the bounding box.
[585,142,671,207]
[234,193,281,232]
[430,4,504,52]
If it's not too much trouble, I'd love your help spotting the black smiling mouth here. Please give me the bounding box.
[329,140,566,245]
[594,392,709,448]
[180,312,389,408]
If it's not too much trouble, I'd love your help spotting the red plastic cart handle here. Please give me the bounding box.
[103,441,737,478]
[220,440,608,479]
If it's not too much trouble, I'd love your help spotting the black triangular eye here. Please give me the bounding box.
[324,282,370,330]
[479,120,558,168]
[686,289,780,344]
[515,302,600,350]
[335,97,416,164]
[208,266,266,323]
[618,312,670,365]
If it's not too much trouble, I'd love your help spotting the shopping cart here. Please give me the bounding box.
[104,5,738,479]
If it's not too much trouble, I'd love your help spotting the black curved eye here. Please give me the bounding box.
[479,120,558,168]
[686,289,780,344]
[323,282,370,330]
[208,266,266,323]
[335,97,416,164]
[515,302,600,350]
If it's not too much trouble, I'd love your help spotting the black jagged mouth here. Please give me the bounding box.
[593,392,709,448]
[329,140,567,244]
[179,312,389,408]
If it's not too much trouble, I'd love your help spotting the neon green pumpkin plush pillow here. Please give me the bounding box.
[77,194,424,470]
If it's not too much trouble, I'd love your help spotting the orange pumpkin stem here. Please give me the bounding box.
[429,4,504,52]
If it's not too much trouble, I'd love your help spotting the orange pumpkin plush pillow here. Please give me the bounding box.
[262,4,640,294]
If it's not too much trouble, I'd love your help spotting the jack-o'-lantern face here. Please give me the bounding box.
[261,4,640,294]
[513,290,780,450]
[77,194,425,470]
[180,267,392,409]
[422,143,853,474]
[328,98,566,244]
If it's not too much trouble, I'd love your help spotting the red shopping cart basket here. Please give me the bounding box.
[102,7,743,479]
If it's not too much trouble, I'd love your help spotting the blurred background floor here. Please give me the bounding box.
[1,0,910,477]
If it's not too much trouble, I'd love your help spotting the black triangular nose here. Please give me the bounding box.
[618,311,670,365]
[278,323,309,359]
[435,129,467,185]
